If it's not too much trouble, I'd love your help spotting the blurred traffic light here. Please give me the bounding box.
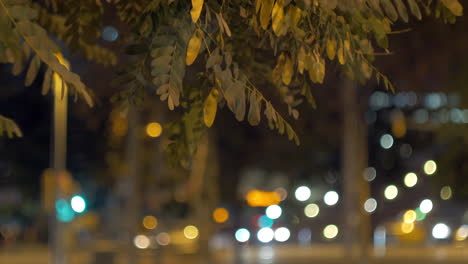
[56,199,75,222]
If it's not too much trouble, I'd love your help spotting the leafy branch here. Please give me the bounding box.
[0,115,22,138]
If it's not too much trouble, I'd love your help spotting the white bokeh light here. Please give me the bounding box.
[323,191,339,206]
[295,186,311,201]
[265,205,282,220]
[235,228,250,243]
[403,172,418,188]
[380,134,394,149]
[257,228,274,243]
[323,225,339,239]
[423,160,437,175]
[432,223,450,239]
[134,235,150,249]
[70,195,86,213]
[304,203,320,218]
[274,227,291,242]
[384,185,398,200]
[419,199,433,214]
[364,198,377,213]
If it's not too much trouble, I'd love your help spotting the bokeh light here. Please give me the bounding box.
[440,186,452,200]
[401,222,415,234]
[102,26,119,41]
[423,160,437,175]
[274,227,291,242]
[415,208,426,221]
[142,215,158,230]
[246,190,280,207]
[257,228,274,243]
[156,232,170,246]
[134,235,150,249]
[403,172,418,188]
[323,225,339,239]
[432,223,450,239]
[274,187,288,201]
[364,198,377,213]
[55,199,75,222]
[323,191,339,206]
[183,225,199,239]
[304,203,320,218]
[403,210,417,223]
[455,225,468,241]
[70,195,86,213]
[298,228,312,244]
[380,134,394,149]
[212,207,229,223]
[419,199,433,214]
[295,186,311,201]
[258,215,274,228]
[363,167,377,182]
[146,122,162,138]
[235,228,250,243]
[265,205,282,220]
[384,185,398,200]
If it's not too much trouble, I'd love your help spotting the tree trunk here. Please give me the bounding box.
[342,80,370,264]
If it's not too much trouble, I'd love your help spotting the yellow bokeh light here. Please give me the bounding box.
[323,225,339,239]
[304,203,320,218]
[146,122,162,138]
[212,207,229,223]
[183,225,199,239]
[142,215,158,230]
[440,186,452,200]
[401,222,415,234]
[246,190,280,207]
[403,210,417,223]
[403,172,418,188]
[423,160,437,175]
[455,225,468,241]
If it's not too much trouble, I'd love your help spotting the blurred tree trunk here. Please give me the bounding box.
[342,80,371,263]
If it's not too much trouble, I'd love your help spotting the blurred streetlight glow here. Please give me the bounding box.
[323,225,339,239]
[134,235,150,249]
[274,227,291,242]
[403,173,418,188]
[363,167,377,182]
[246,190,280,207]
[212,207,229,223]
[295,186,311,201]
[432,223,450,239]
[146,122,162,138]
[323,191,339,206]
[384,185,398,200]
[257,228,274,243]
[304,203,320,218]
[419,199,433,214]
[183,225,199,239]
[142,215,158,230]
[440,186,452,200]
[235,228,250,242]
[265,205,282,220]
[423,160,437,175]
[364,198,377,213]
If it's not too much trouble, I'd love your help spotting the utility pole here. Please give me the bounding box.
[342,79,371,264]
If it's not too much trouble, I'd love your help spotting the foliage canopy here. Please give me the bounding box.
[0,0,463,166]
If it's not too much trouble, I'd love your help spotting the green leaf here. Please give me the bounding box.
[381,0,398,21]
[25,54,40,86]
[441,0,463,16]
[0,115,22,138]
[248,91,261,126]
[393,0,408,22]
[407,0,422,20]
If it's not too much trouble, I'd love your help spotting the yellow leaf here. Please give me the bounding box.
[441,0,463,16]
[256,0,262,14]
[190,0,204,23]
[344,39,351,52]
[337,45,345,65]
[288,6,302,29]
[203,89,219,127]
[282,54,293,85]
[297,46,306,74]
[186,29,203,66]
[361,61,372,79]
[326,38,336,60]
[272,0,284,36]
[260,0,275,30]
